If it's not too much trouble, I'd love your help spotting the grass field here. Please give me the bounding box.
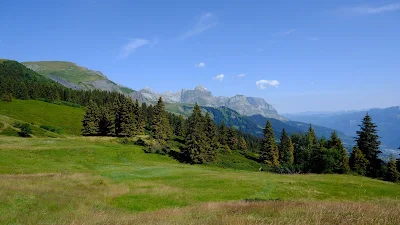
[1,100,400,224]
[0,136,400,224]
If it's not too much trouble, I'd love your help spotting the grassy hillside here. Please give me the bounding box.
[0,100,84,135]
[0,136,399,224]
[22,61,106,84]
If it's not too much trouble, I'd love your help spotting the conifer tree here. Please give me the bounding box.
[349,147,369,176]
[355,113,382,177]
[133,100,145,135]
[260,120,279,166]
[239,137,247,151]
[173,115,185,137]
[184,104,208,163]
[204,112,218,161]
[385,155,399,182]
[227,126,238,150]
[278,129,294,165]
[82,100,100,136]
[218,121,228,146]
[118,98,136,137]
[397,149,400,173]
[112,96,122,135]
[98,106,115,136]
[327,131,350,173]
[152,97,171,140]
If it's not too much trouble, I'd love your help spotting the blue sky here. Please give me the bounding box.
[1,0,399,113]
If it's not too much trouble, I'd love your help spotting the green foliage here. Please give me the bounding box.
[260,120,279,166]
[238,137,247,151]
[39,125,62,134]
[82,100,100,136]
[227,126,238,150]
[17,123,33,137]
[278,129,294,165]
[356,113,382,177]
[152,97,172,140]
[349,147,369,176]
[184,104,209,163]
[385,155,399,182]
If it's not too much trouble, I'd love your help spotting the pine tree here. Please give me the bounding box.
[82,100,100,136]
[385,155,399,182]
[349,147,369,176]
[184,104,208,163]
[303,125,318,171]
[204,112,218,161]
[118,98,136,137]
[278,129,294,165]
[327,131,350,173]
[218,121,228,146]
[260,120,279,166]
[152,97,171,140]
[397,149,400,173]
[133,100,145,135]
[173,115,185,137]
[227,126,238,150]
[98,106,115,136]
[355,113,382,177]
[238,137,247,151]
[112,96,122,136]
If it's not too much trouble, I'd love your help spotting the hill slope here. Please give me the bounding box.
[22,61,144,100]
[0,100,83,135]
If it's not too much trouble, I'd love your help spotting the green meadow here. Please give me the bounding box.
[0,100,399,224]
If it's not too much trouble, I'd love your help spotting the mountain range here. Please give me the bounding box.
[19,60,400,154]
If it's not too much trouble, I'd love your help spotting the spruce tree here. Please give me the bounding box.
[218,121,228,146]
[355,113,382,177]
[239,137,247,151]
[278,129,294,165]
[152,97,171,140]
[82,100,100,136]
[260,120,279,166]
[397,150,400,173]
[112,96,122,136]
[349,147,369,176]
[133,100,145,135]
[184,104,207,163]
[327,131,350,173]
[385,155,399,182]
[98,106,115,136]
[204,112,218,161]
[227,126,238,150]
[118,98,136,137]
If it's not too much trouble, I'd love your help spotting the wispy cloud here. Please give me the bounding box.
[308,37,320,41]
[213,74,224,82]
[276,28,300,37]
[256,80,280,89]
[237,73,246,78]
[118,38,155,58]
[342,3,400,15]
[195,62,205,68]
[180,13,217,40]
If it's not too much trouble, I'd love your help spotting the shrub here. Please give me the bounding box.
[2,93,12,102]
[18,123,33,137]
[40,125,62,134]
[144,141,171,155]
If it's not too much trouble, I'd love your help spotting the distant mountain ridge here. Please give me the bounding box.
[140,85,286,120]
[23,61,286,120]
[286,106,400,149]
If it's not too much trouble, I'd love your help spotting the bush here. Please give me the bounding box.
[144,141,171,155]
[134,138,148,147]
[40,125,62,134]
[2,93,12,102]
[18,123,33,137]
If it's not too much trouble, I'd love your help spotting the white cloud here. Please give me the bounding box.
[181,13,217,40]
[276,28,300,36]
[119,38,154,58]
[308,37,320,41]
[213,74,224,81]
[256,80,280,89]
[237,73,246,78]
[344,3,400,15]
[195,62,205,68]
